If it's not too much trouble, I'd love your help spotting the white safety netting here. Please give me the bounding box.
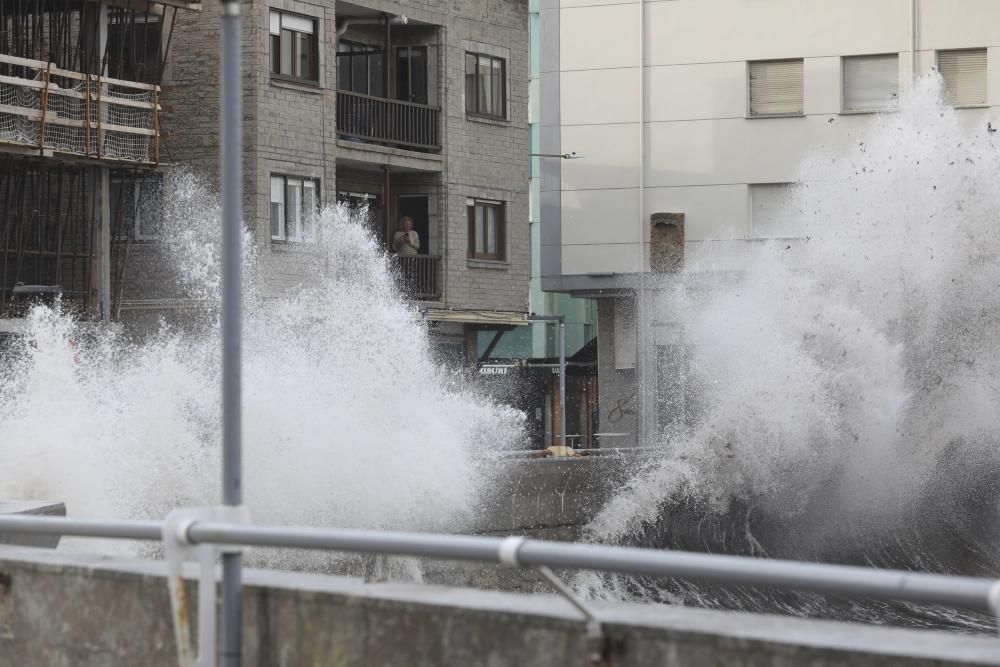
[102,86,154,162]
[0,70,156,162]
[0,75,41,145]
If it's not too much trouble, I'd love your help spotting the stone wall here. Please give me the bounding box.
[0,546,996,666]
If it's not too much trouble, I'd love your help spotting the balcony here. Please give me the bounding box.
[337,91,440,151]
[393,254,440,300]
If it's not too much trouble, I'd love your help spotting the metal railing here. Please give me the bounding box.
[2,511,999,665]
[1,514,998,614]
[336,90,441,150]
[393,253,441,300]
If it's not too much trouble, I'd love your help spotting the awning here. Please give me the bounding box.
[418,308,528,327]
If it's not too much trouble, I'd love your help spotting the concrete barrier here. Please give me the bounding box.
[0,502,65,549]
[0,546,997,666]
[472,453,647,540]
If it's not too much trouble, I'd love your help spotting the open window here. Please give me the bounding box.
[270,10,318,83]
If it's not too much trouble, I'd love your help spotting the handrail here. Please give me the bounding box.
[0,514,996,613]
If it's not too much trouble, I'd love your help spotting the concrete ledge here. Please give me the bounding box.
[1,546,998,666]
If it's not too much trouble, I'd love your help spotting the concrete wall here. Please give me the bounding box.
[543,0,1000,282]
[2,546,998,666]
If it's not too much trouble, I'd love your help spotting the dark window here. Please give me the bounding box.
[467,199,505,261]
[106,14,162,83]
[337,40,384,96]
[396,46,428,104]
[464,52,505,118]
[111,175,163,241]
[271,175,319,242]
[269,10,318,83]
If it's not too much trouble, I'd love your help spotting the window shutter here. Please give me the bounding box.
[750,183,798,238]
[749,59,804,116]
[939,49,987,107]
[282,14,313,34]
[842,54,898,111]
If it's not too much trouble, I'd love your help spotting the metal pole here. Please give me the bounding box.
[220,0,243,664]
[559,319,566,447]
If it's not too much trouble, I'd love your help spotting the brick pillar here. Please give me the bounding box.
[649,212,684,273]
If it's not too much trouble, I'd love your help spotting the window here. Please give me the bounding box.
[269,10,317,82]
[337,40,384,96]
[938,48,987,107]
[396,46,428,104]
[750,183,798,238]
[271,175,318,242]
[467,199,505,260]
[842,54,898,112]
[465,53,506,118]
[111,176,163,241]
[748,59,804,117]
[107,13,162,83]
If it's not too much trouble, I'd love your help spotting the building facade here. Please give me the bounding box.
[540,0,1000,446]
[123,0,531,362]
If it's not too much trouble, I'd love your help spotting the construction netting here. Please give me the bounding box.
[0,61,158,163]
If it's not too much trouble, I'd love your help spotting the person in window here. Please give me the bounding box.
[391,216,420,255]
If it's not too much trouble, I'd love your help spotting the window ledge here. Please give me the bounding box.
[467,113,510,126]
[467,258,509,270]
[951,103,989,109]
[840,108,898,115]
[270,77,323,94]
[747,112,805,119]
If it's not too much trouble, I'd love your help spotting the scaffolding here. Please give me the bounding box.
[0,0,196,319]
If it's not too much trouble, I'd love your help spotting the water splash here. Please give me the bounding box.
[582,75,1000,629]
[0,173,524,566]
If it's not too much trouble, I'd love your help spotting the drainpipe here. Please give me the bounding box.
[911,0,919,79]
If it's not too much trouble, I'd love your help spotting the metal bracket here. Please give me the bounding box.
[534,566,607,664]
[988,580,1000,637]
[163,506,250,667]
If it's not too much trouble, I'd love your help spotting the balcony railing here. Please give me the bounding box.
[337,90,440,151]
[393,254,440,300]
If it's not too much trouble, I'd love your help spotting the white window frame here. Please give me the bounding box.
[841,53,899,113]
[271,174,318,243]
[747,59,805,118]
[937,48,988,108]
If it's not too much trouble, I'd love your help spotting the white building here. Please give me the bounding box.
[539,0,1000,446]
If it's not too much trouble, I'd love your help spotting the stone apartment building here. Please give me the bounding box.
[141,0,532,364]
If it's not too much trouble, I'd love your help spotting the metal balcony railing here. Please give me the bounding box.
[394,253,441,300]
[337,90,440,150]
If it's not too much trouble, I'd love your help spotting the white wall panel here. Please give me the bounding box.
[561,68,640,125]
[561,4,638,71]
[561,124,639,190]
[561,188,640,246]
[563,242,640,275]
[645,0,910,66]
[646,61,746,122]
[918,0,1000,50]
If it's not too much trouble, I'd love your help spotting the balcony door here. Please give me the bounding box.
[397,195,428,254]
[396,46,427,104]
